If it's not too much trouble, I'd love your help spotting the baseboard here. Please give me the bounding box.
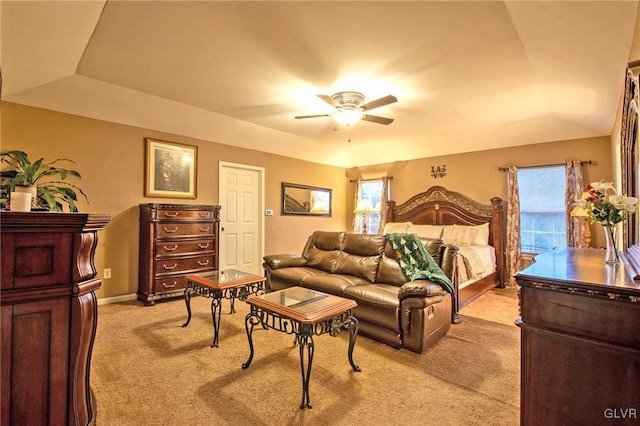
[98,293,138,306]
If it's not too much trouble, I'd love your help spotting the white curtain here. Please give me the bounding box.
[506,165,522,288]
[352,179,363,232]
[377,177,390,233]
[566,160,587,248]
[353,177,390,233]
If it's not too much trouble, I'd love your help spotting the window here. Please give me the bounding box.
[518,166,567,252]
[355,179,384,234]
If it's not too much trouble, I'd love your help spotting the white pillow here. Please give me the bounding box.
[382,222,413,234]
[408,224,444,239]
[469,223,490,245]
[442,225,477,247]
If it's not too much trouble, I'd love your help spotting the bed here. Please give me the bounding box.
[385,186,506,323]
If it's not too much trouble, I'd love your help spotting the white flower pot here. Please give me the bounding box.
[10,191,32,212]
[13,185,37,209]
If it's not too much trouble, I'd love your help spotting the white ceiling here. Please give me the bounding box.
[2,1,638,167]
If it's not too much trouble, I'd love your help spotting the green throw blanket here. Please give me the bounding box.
[386,233,454,294]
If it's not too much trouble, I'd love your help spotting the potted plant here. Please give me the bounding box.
[0,150,88,212]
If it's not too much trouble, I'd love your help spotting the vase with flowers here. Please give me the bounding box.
[571,181,639,264]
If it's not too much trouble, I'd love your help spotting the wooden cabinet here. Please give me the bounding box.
[138,203,220,305]
[516,248,640,426]
[0,211,110,426]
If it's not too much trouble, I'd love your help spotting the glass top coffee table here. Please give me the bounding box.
[242,287,361,409]
[182,269,266,347]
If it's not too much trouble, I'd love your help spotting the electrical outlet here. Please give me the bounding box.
[104,268,112,279]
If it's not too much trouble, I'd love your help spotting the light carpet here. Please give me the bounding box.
[92,288,520,425]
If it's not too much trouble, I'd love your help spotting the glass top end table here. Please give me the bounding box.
[182,269,265,347]
[242,287,360,409]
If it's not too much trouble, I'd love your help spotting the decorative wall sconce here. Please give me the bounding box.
[430,165,447,179]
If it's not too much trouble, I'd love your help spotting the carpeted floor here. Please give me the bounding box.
[92,288,520,425]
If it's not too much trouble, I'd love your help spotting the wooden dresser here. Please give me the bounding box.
[1,211,110,426]
[516,248,640,426]
[138,203,221,305]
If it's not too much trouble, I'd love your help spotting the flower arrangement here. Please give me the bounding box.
[571,181,638,263]
[571,181,638,227]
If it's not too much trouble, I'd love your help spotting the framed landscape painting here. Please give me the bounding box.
[144,138,197,198]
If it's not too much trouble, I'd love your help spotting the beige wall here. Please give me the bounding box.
[630,4,640,62]
[2,102,348,299]
[0,103,617,299]
[348,136,614,247]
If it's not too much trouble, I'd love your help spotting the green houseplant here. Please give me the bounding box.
[0,150,88,212]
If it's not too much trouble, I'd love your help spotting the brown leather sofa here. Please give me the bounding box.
[262,231,458,354]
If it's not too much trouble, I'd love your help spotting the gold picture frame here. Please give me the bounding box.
[144,138,197,198]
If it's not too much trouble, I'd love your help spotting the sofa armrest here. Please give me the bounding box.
[398,280,448,301]
[263,254,307,270]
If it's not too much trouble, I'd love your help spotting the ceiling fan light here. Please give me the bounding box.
[333,109,363,126]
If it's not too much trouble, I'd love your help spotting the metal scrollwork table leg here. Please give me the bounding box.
[242,307,361,409]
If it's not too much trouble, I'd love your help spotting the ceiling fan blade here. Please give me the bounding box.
[317,94,337,107]
[295,114,331,119]
[362,114,394,125]
[360,95,397,111]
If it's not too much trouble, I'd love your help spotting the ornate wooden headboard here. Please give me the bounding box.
[386,185,506,289]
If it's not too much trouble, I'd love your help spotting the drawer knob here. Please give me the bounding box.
[198,259,210,266]
[163,245,178,251]
[164,211,179,217]
[162,281,178,288]
[198,243,210,249]
[199,212,210,218]
[164,226,178,233]
[163,263,178,270]
[199,226,210,232]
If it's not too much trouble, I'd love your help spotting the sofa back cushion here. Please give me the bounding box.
[375,253,408,286]
[303,231,344,273]
[421,237,444,264]
[439,244,457,281]
[335,233,386,282]
[376,237,446,286]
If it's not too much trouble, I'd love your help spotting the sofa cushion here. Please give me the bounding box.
[268,267,329,291]
[301,274,369,296]
[375,254,408,286]
[420,238,444,264]
[304,231,344,273]
[376,238,447,286]
[335,233,386,282]
[343,284,401,333]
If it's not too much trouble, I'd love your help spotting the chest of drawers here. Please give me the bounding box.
[138,203,221,306]
[516,248,640,426]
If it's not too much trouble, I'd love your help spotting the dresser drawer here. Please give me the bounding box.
[153,275,189,293]
[154,255,214,276]
[156,222,214,239]
[156,208,215,221]
[155,239,215,257]
[521,284,640,348]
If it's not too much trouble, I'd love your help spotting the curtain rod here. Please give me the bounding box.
[498,160,592,172]
[349,176,393,183]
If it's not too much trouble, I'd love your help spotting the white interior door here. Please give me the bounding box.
[218,162,264,275]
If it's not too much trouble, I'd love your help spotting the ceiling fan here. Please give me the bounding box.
[295,91,397,127]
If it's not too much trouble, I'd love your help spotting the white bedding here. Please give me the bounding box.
[456,245,496,289]
[382,223,497,289]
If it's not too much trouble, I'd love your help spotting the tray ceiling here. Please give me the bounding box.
[2,1,638,167]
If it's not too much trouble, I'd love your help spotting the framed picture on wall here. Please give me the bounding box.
[144,138,197,198]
